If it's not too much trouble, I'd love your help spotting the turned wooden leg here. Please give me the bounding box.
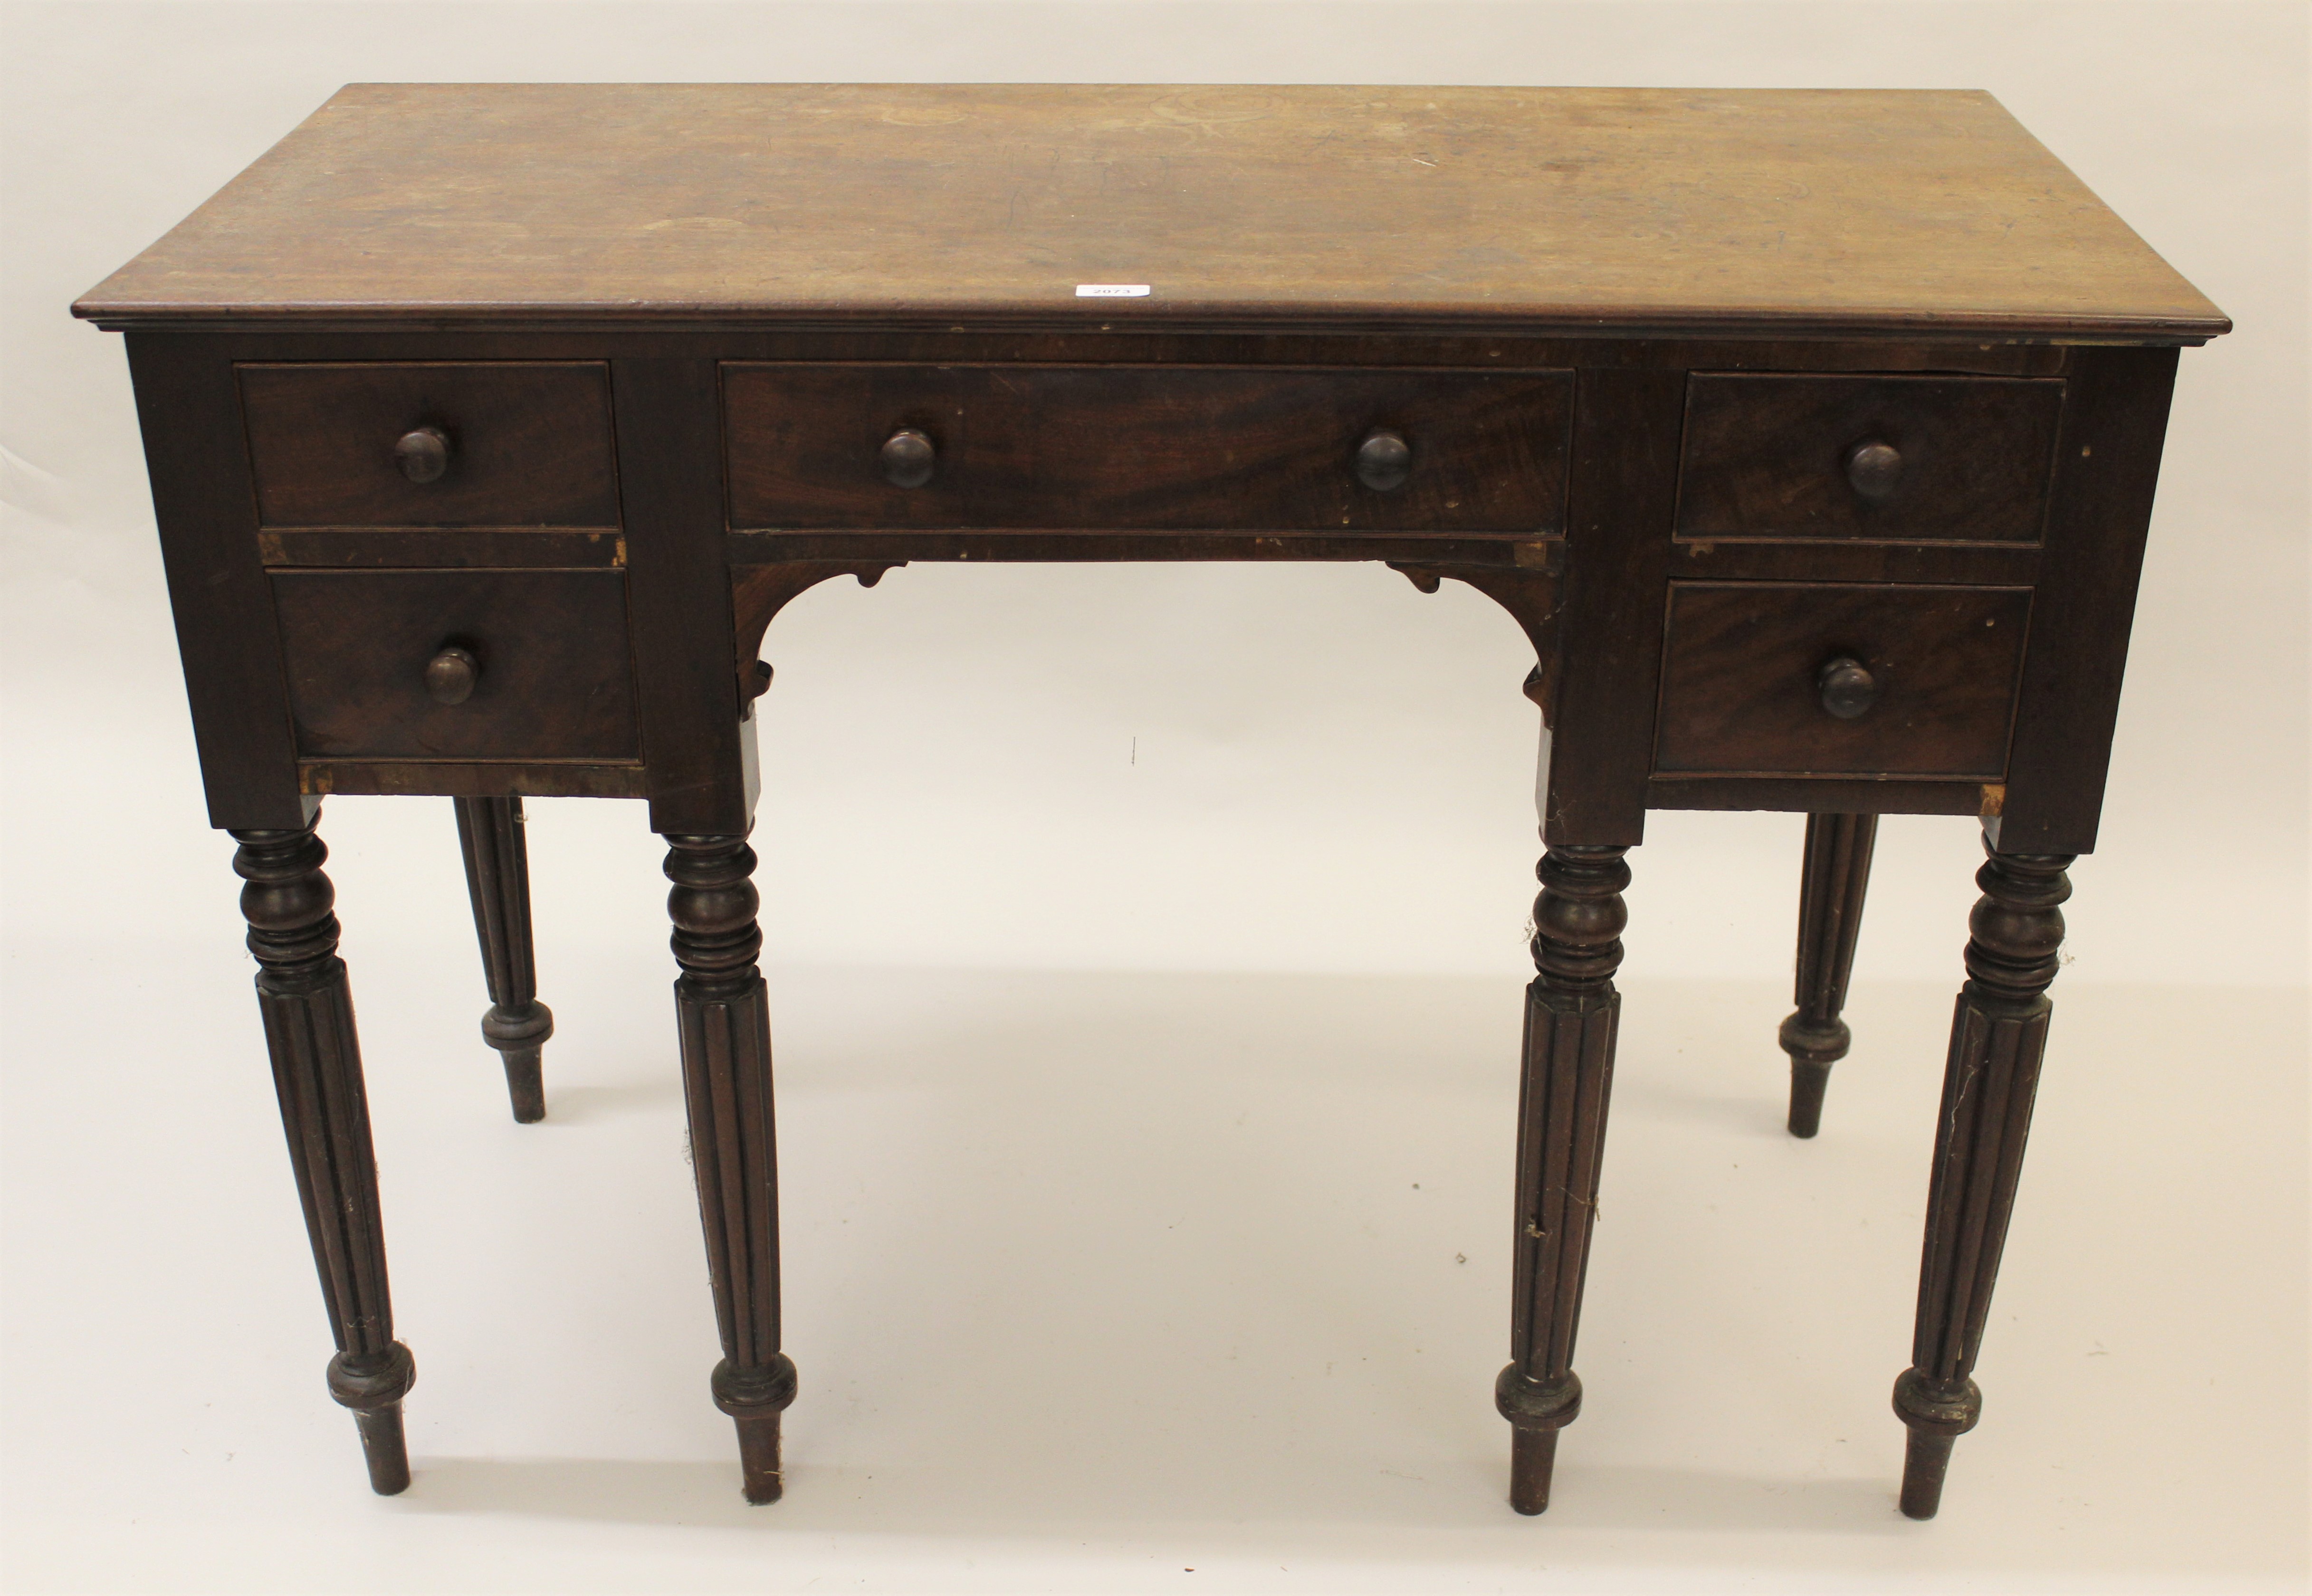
[1779,813,1877,1137]
[232,812,416,1495]
[1498,843,1628,1515]
[665,832,796,1504]
[1893,839,2072,1519]
[455,796,554,1122]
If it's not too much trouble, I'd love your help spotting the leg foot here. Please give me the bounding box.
[735,1414,783,1504]
[353,1404,412,1496]
[1499,845,1627,1515]
[1898,1426,1957,1520]
[1782,1047,1838,1139]
[1779,813,1875,1137]
[1892,840,2069,1519]
[457,796,554,1122]
[483,1013,549,1124]
[1508,1426,1559,1515]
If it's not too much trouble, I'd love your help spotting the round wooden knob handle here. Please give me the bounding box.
[1356,429,1412,492]
[1844,440,1902,501]
[1817,656,1877,719]
[395,426,452,484]
[424,645,479,706]
[879,428,936,488]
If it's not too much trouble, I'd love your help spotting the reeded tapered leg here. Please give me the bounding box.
[1893,839,2073,1519]
[455,796,554,1122]
[1779,813,1878,1137]
[1498,844,1629,1514]
[665,832,796,1504]
[232,812,416,1495]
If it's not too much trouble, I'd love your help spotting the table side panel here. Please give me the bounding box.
[613,357,753,833]
[1543,367,1689,845]
[1996,344,2180,854]
[126,332,310,829]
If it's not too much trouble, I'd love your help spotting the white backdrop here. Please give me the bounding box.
[3,5,2305,1593]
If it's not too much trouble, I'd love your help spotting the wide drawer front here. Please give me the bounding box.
[723,364,1573,532]
[1654,582,2031,779]
[240,362,621,529]
[1676,374,2064,544]
[273,570,639,759]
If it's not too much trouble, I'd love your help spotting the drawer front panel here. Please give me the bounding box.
[1676,374,2064,543]
[1654,582,2031,778]
[724,364,1573,532]
[241,362,621,528]
[273,570,639,759]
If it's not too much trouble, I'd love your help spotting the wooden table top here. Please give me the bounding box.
[76,83,2226,341]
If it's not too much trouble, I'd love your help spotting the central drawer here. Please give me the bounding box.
[722,364,1573,533]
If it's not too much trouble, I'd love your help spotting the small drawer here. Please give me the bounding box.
[1653,582,2031,779]
[723,364,1573,533]
[240,363,621,528]
[272,570,639,760]
[1675,374,2064,543]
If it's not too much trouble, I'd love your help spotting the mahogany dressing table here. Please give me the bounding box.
[74,83,2228,1521]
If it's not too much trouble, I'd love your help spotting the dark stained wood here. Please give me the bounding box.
[1653,583,2032,778]
[1668,538,2040,587]
[1676,375,2064,544]
[1497,845,1629,1512]
[259,529,624,568]
[1779,814,1878,1137]
[1895,840,2072,1518]
[731,529,1559,566]
[1647,775,1992,816]
[240,363,619,527]
[1996,346,2181,855]
[271,570,639,760]
[665,833,796,1503]
[1544,368,1688,843]
[615,359,752,834]
[126,333,309,829]
[455,796,553,1122]
[232,813,415,1493]
[299,760,648,799]
[134,324,2086,377]
[724,365,1573,534]
[75,86,2226,342]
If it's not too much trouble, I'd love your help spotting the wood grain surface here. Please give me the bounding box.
[240,362,620,528]
[272,569,639,760]
[1653,581,2032,778]
[1675,374,2065,544]
[76,84,2226,340]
